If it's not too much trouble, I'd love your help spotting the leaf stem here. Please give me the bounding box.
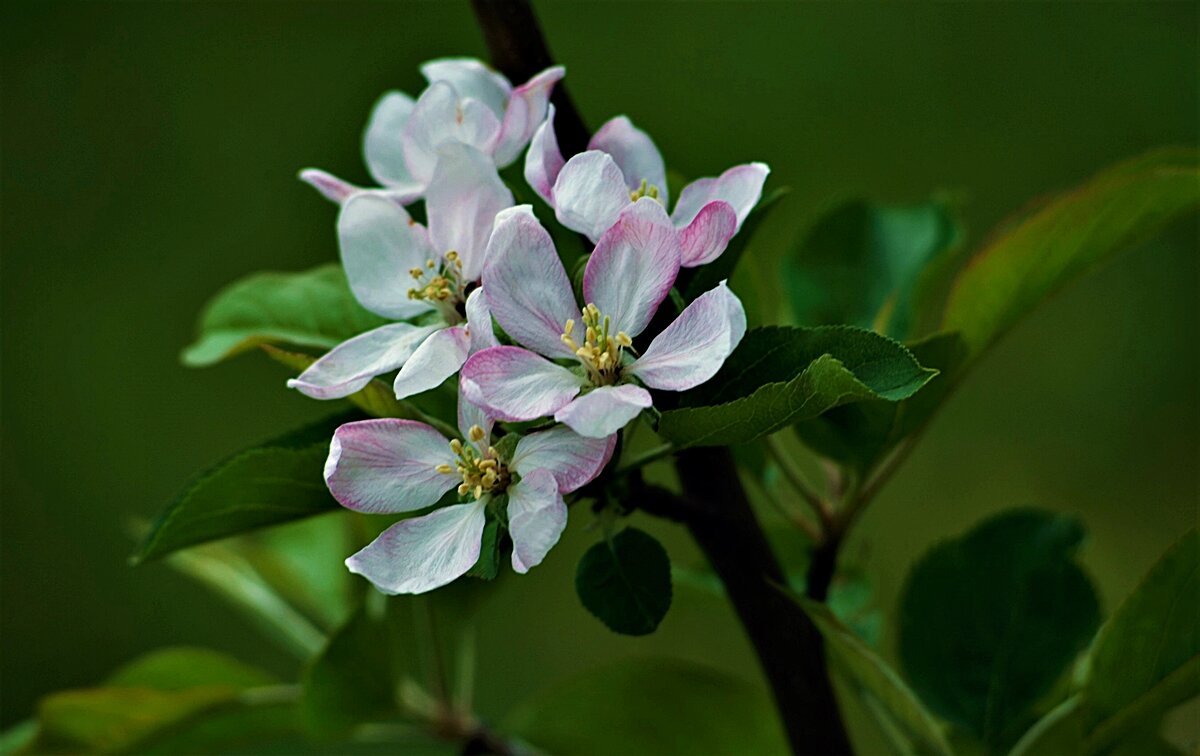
[766,433,835,528]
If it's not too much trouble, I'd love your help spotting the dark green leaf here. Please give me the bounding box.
[792,596,953,755]
[942,147,1199,359]
[785,197,961,339]
[505,658,787,755]
[1081,529,1199,753]
[132,413,356,564]
[301,600,398,738]
[898,509,1101,749]
[106,647,276,691]
[657,326,937,448]
[683,186,791,301]
[465,517,501,580]
[182,264,389,367]
[575,528,672,635]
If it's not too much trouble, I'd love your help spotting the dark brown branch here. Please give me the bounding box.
[470,0,591,156]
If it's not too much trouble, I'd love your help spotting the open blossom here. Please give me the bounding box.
[289,144,510,400]
[461,200,747,439]
[327,395,614,594]
[301,58,564,205]
[525,106,770,267]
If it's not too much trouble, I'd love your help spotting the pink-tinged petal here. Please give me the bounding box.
[671,162,770,231]
[583,198,681,337]
[554,384,653,438]
[392,325,469,401]
[425,143,514,281]
[523,104,564,204]
[464,287,498,352]
[552,151,633,241]
[627,281,747,391]
[402,82,501,185]
[678,200,738,267]
[456,388,494,451]
[461,346,584,422]
[363,91,424,194]
[420,58,512,117]
[506,469,567,574]
[299,170,422,207]
[346,501,486,594]
[492,65,565,167]
[338,194,436,320]
[511,426,616,493]
[481,206,579,359]
[588,116,669,206]
[324,419,456,514]
[288,323,439,399]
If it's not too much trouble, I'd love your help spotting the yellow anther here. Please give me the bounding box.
[426,259,436,268]
[474,484,483,500]
[445,250,458,261]
[478,459,497,470]
[616,331,632,347]
[449,439,463,454]
[564,319,575,336]
[469,425,486,442]
[457,483,470,496]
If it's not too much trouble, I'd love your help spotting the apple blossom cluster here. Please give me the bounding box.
[295,59,768,595]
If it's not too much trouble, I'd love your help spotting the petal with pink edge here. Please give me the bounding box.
[392,325,469,401]
[493,65,565,167]
[338,194,436,320]
[288,323,440,400]
[300,169,422,207]
[425,143,514,281]
[583,198,681,337]
[420,58,511,116]
[403,82,501,185]
[507,469,567,574]
[346,501,486,594]
[627,281,747,391]
[324,419,456,514]
[511,426,616,493]
[588,116,669,206]
[461,346,584,422]
[482,206,579,360]
[671,162,770,231]
[552,151,633,241]
[554,384,653,438]
[678,200,738,267]
[464,287,498,352]
[523,104,565,205]
[363,91,424,194]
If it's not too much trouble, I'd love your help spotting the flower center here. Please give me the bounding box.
[560,303,633,386]
[629,178,661,203]
[435,424,510,500]
[408,251,466,322]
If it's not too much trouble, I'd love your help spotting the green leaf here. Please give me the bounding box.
[657,326,937,448]
[132,413,354,564]
[182,264,389,367]
[301,599,399,738]
[575,527,672,636]
[898,509,1101,749]
[792,596,953,756]
[1080,529,1199,753]
[505,658,787,755]
[683,186,791,301]
[942,147,1199,359]
[464,517,501,580]
[785,197,961,339]
[106,647,277,691]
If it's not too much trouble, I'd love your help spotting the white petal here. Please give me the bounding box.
[287,323,439,399]
[363,91,424,194]
[300,169,422,207]
[507,469,567,574]
[420,58,511,117]
[627,281,747,391]
[324,419,456,513]
[553,384,652,438]
[511,426,616,493]
[338,194,436,320]
[583,198,681,337]
[456,388,494,451]
[392,325,469,401]
[461,346,584,422]
[402,82,501,185]
[481,206,579,360]
[671,162,770,231]
[346,501,487,594]
[464,287,498,352]
[552,151,633,241]
[492,65,565,167]
[425,143,514,281]
[588,116,669,206]
[523,104,564,204]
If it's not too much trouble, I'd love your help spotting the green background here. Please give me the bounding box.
[2,0,1196,745]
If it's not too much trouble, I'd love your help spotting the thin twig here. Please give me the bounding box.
[766,433,835,527]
